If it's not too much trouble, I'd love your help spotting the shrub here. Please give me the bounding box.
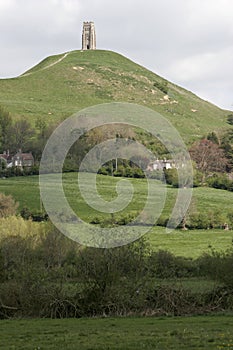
[146,170,164,181]
[197,249,233,290]
[0,251,5,282]
[156,215,169,227]
[20,207,48,222]
[0,216,44,242]
[207,173,232,190]
[0,193,18,218]
[227,114,233,125]
[20,207,32,220]
[148,250,176,278]
[164,168,178,187]
[153,81,168,94]
[37,226,76,268]
[147,250,197,278]
[207,132,219,144]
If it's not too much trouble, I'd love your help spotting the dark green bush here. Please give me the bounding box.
[207,173,232,190]
[147,250,197,278]
[20,207,48,222]
[186,209,226,229]
[153,81,168,94]
[227,114,233,125]
[199,249,233,289]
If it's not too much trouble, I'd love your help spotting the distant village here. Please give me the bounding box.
[0,149,185,173]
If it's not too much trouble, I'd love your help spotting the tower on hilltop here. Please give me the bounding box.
[82,21,96,50]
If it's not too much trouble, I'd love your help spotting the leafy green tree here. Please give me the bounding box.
[11,118,35,152]
[0,107,13,151]
[221,130,233,170]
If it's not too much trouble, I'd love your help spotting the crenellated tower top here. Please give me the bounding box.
[82,22,96,50]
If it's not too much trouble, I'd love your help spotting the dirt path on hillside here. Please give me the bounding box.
[20,52,70,77]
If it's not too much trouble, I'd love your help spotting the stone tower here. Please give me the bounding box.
[82,22,96,50]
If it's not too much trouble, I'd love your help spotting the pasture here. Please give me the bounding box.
[1,316,233,349]
[0,173,233,257]
[1,173,233,218]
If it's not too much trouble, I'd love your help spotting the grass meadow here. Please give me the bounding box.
[0,173,233,257]
[1,316,233,349]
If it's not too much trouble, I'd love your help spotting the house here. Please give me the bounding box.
[147,158,176,171]
[12,151,34,168]
[147,158,185,171]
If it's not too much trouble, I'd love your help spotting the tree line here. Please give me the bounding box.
[1,106,233,189]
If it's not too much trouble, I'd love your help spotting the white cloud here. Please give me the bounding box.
[166,47,233,82]
[0,0,232,110]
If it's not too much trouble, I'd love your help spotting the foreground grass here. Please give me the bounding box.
[0,316,233,349]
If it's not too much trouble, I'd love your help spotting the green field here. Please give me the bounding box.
[1,316,233,349]
[148,227,233,258]
[1,173,233,217]
[1,173,233,257]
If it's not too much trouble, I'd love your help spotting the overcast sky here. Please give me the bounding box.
[0,0,233,110]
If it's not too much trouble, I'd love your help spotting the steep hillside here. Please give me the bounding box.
[0,50,230,143]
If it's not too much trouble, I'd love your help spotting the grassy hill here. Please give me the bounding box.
[0,50,230,144]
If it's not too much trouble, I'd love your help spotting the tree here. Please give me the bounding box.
[0,107,13,151]
[35,117,47,140]
[11,118,35,152]
[221,130,233,170]
[31,117,48,161]
[189,139,228,183]
[76,239,148,298]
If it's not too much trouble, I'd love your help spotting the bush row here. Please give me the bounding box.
[157,209,233,230]
[0,166,39,178]
[1,225,233,319]
[206,173,233,191]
